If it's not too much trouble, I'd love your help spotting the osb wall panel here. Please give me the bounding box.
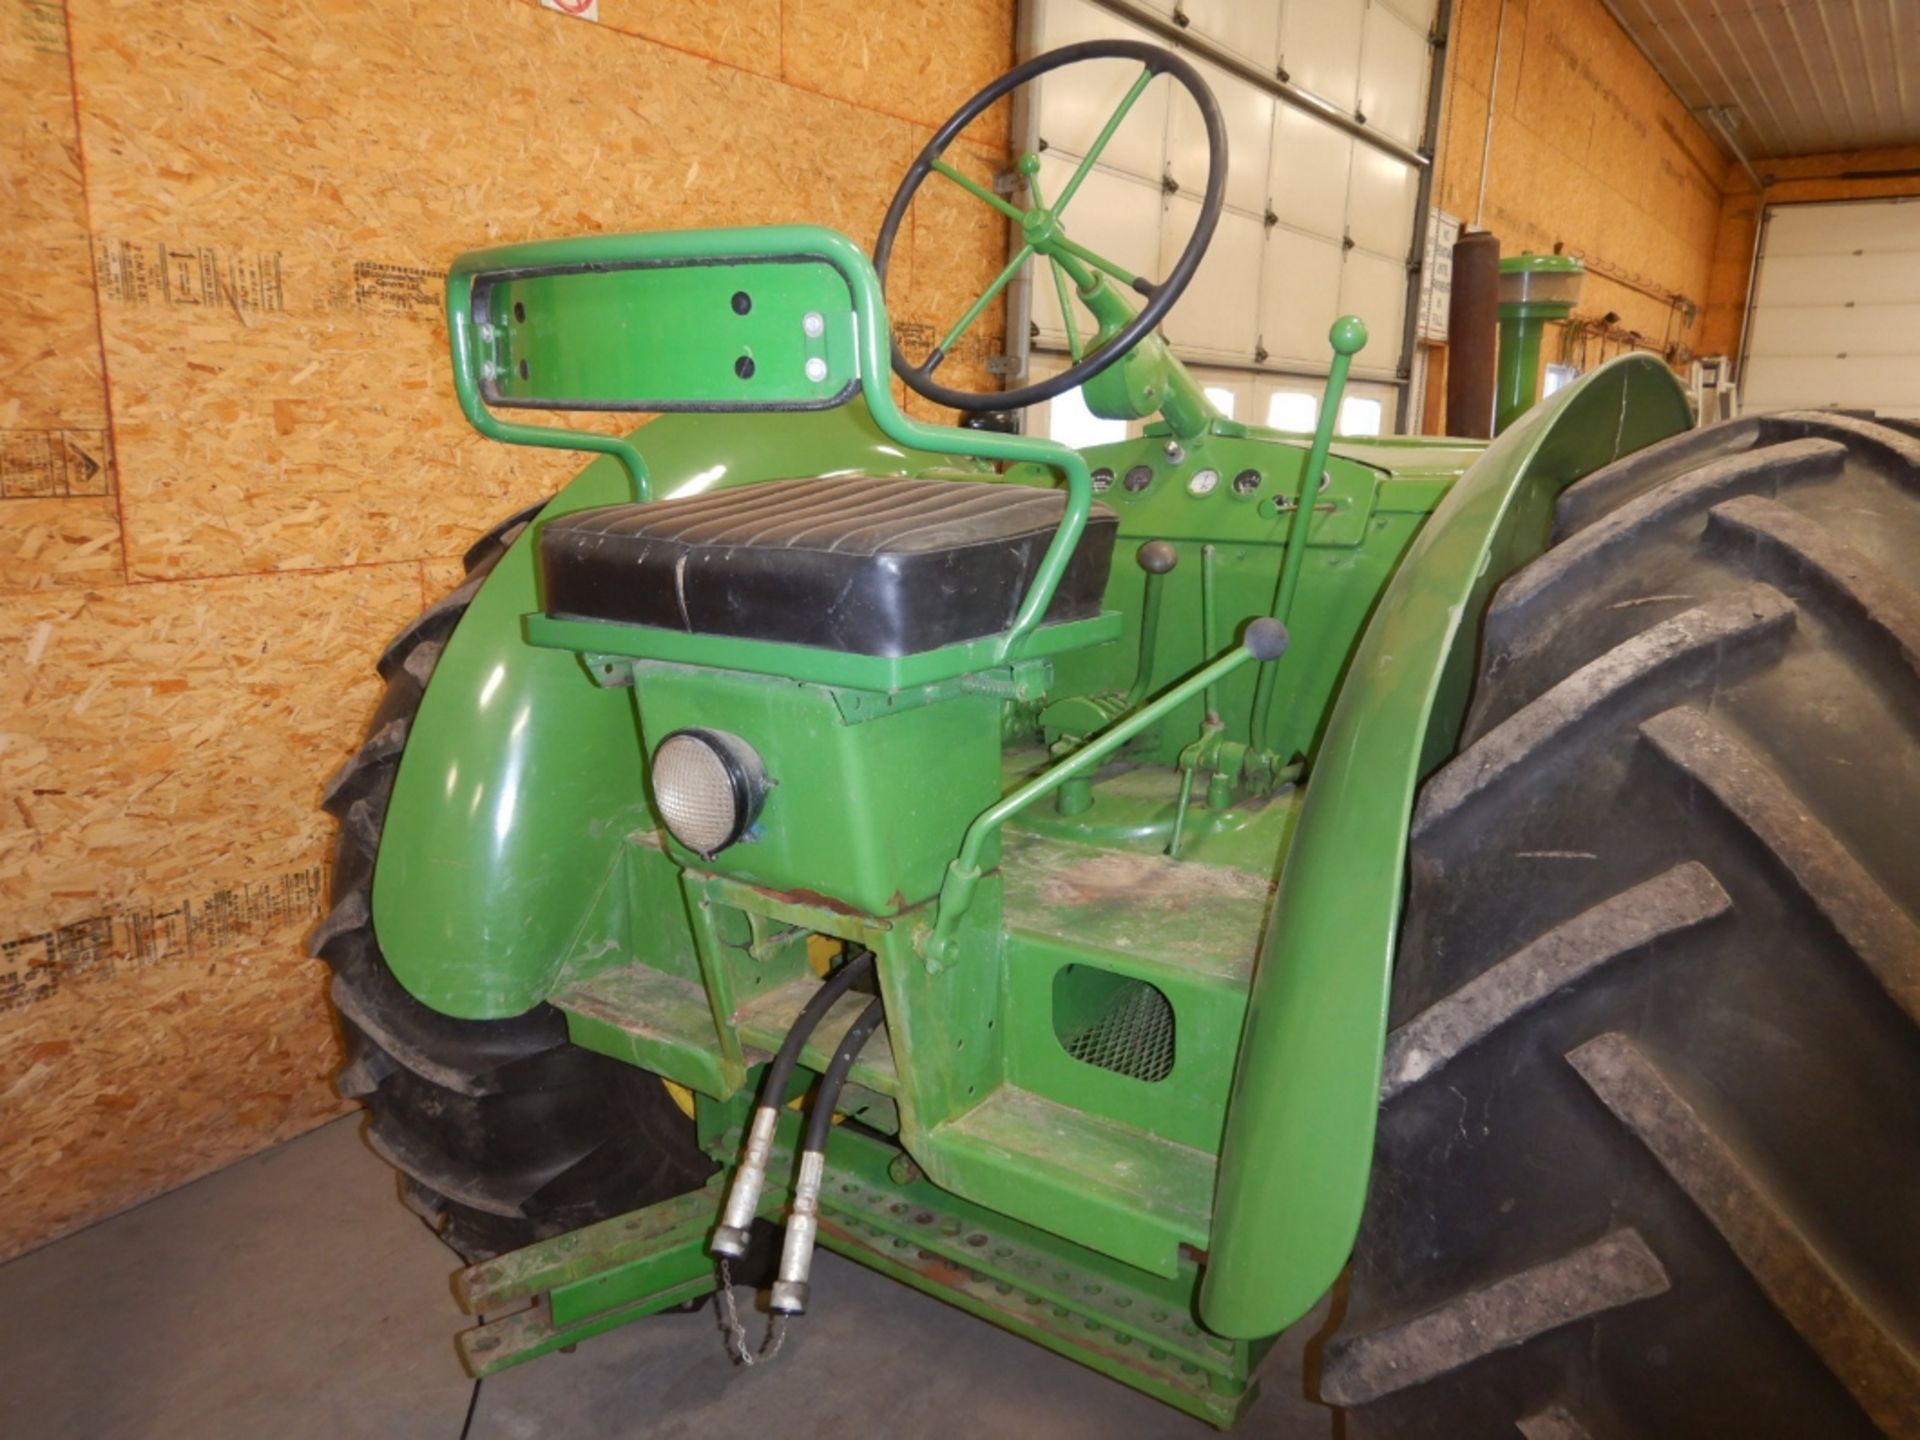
[1699,144,1920,360]
[0,2,122,590]
[1434,0,1722,359]
[2,0,1014,1261]
[1,565,413,1251]
[70,0,1007,582]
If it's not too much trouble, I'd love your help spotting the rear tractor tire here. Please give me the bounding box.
[313,503,713,1261]
[1325,411,1920,1437]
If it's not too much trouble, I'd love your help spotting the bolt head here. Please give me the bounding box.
[802,311,825,338]
[804,357,828,382]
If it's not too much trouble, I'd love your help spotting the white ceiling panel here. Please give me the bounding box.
[1602,0,1920,158]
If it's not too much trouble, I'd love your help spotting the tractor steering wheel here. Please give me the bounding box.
[873,40,1227,413]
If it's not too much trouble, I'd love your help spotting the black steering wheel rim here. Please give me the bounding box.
[873,39,1227,413]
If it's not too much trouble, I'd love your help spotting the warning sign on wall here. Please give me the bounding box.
[540,0,599,19]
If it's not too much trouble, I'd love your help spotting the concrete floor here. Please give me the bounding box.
[0,1116,1338,1438]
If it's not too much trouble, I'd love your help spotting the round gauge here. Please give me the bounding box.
[1091,467,1115,493]
[1123,465,1153,493]
[1187,468,1220,497]
[1232,468,1262,495]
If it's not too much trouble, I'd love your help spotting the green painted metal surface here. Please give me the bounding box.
[370,402,986,1018]
[1199,354,1693,1339]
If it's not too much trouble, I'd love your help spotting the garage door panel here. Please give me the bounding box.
[1752,252,1920,308]
[1179,0,1280,68]
[1281,0,1366,109]
[1160,199,1263,358]
[1022,0,1421,422]
[1357,5,1432,148]
[1742,354,1920,417]
[1270,104,1353,241]
[1338,249,1407,379]
[1347,145,1420,259]
[1261,229,1345,365]
[1167,56,1273,213]
[1027,158,1165,347]
[1743,198,1920,419]
[1033,0,1169,184]
[1747,302,1920,360]
[1762,198,1920,257]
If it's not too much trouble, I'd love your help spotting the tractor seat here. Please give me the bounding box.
[538,474,1119,657]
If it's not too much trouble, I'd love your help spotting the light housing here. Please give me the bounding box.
[651,728,770,857]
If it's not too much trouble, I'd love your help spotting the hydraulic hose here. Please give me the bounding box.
[770,996,889,1315]
[710,948,876,1260]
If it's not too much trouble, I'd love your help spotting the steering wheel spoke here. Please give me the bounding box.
[929,158,1026,225]
[929,242,1034,373]
[1053,63,1158,219]
[1047,256,1085,362]
[1052,234,1149,295]
[871,40,1224,412]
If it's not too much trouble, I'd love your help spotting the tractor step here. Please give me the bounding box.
[735,975,900,1098]
[929,1085,1216,1277]
[1000,830,1270,992]
[553,964,901,1105]
[554,964,733,1098]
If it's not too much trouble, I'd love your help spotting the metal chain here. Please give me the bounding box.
[715,1258,787,1366]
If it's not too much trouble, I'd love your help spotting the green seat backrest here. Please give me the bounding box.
[471,253,859,414]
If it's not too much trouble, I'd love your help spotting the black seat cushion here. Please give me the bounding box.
[538,474,1119,657]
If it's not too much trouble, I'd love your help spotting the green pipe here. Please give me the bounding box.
[922,619,1291,967]
[1200,545,1220,718]
[1250,316,1367,748]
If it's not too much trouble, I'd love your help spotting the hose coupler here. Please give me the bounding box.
[769,1149,826,1314]
[711,1105,780,1260]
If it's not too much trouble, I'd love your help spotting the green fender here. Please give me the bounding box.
[1199,355,1693,1338]
[371,402,976,1019]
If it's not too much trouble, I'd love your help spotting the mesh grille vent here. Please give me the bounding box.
[1059,976,1175,1083]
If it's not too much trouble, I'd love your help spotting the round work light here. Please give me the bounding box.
[652,729,770,857]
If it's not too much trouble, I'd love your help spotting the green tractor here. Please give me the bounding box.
[317,42,1920,1436]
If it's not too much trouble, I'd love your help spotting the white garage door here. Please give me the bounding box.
[1742,197,1920,420]
[1012,0,1435,425]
